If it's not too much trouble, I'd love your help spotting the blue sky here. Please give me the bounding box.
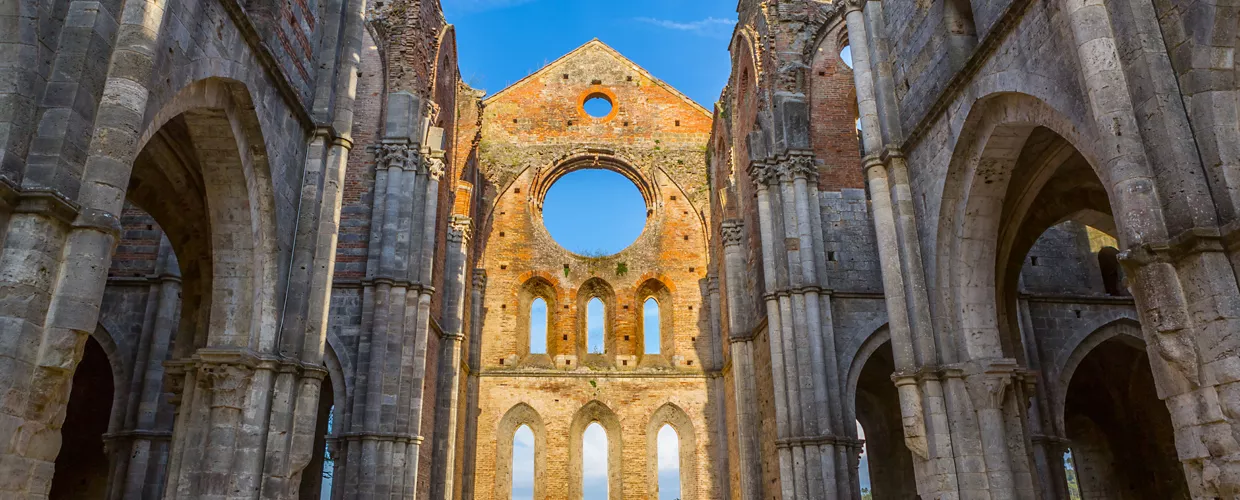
[442,0,738,107]
[542,169,648,256]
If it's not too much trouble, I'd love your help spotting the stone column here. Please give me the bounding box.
[721,219,761,500]
[844,2,964,498]
[0,0,169,494]
[106,237,180,499]
[459,269,486,500]
[1062,2,1240,496]
[341,95,445,500]
[706,274,733,500]
[430,215,471,500]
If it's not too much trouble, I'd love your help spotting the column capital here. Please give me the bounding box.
[375,143,419,171]
[426,157,446,181]
[748,160,780,188]
[841,0,867,15]
[775,153,817,182]
[448,215,473,243]
[721,219,745,247]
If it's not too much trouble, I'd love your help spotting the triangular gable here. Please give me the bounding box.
[482,39,711,117]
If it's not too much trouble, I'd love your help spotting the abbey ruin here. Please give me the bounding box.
[1,0,1238,498]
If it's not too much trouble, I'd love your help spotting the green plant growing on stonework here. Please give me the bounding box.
[860,487,872,500]
[615,262,628,276]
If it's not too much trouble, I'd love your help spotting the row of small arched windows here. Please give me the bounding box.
[528,296,663,355]
[509,422,681,500]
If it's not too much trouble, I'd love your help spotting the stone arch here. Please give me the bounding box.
[518,276,560,362]
[126,77,281,356]
[807,20,863,189]
[90,323,131,436]
[568,400,623,500]
[935,92,1159,363]
[645,403,698,500]
[576,278,617,362]
[1057,319,1187,498]
[841,324,917,500]
[50,328,121,499]
[843,324,891,426]
[495,403,547,500]
[634,278,673,362]
[1052,319,1144,433]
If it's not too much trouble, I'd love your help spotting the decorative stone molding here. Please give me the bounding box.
[199,362,253,410]
[892,375,930,460]
[721,219,745,247]
[448,215,473,243]
[472,269,487,291]
[376,143,416,171]
[426,157,446,181]
[777,153,817,181]
[749,161,780,187]
[840,0,867,15]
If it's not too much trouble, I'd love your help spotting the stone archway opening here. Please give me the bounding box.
[1062,336,1186,499]
[49,336,114,499]
[299,372,335,500]
[852,338,917,500]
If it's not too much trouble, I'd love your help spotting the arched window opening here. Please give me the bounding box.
[644,298,661,354]
[531,297,549,354]
[857,421,872,500]
[1064,449,1083,500]
[583,422,609,499]
[657,425,681,500]
[1097,247,1125,296]
[50,336,114,500]
[587,297,605,354]
[299,373,335,500]
[513,425,536,500]
[840,44,853,69]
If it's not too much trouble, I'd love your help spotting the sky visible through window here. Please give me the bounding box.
[542,169,647,256]
[530,297,548,354]
[644,298,660,354]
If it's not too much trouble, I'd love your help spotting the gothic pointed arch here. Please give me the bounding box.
[646,402,698,500]
[569,400,624,500]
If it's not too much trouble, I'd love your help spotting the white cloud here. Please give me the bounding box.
[657,425,680,471]
[513,426,535,499]
[636,16,735,38]
[583,423,609,479]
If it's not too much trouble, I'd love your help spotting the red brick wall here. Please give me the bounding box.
[808,30,865,191]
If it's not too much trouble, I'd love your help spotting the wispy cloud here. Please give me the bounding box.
[442,0,535,14]
[635,16,735,38]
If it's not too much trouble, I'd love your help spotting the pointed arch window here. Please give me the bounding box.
[513,425,535,500]
[656,425,680,499]
[587,298,605,354]
[530,298,548,354]
[644,298,661,354]
[583,422,609,499]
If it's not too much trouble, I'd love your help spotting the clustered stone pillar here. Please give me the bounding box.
[430,215,472,500]
[104,236,180,498]
[845,1,1038,498]
[339,92,445,500]
[720,219,761,500]
[747,148,850,500]
[705,274,732,500]
[458,269,485,500]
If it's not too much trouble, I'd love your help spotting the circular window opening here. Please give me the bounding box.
[541,169,647,256]
[583,94,614,118]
